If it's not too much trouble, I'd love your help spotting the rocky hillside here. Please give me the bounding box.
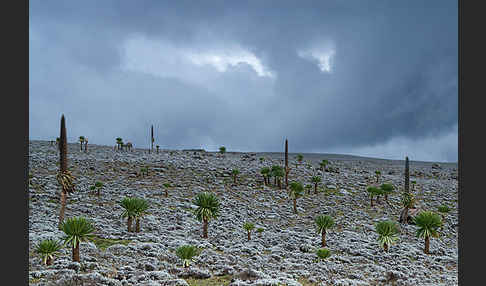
[28,140,458,286]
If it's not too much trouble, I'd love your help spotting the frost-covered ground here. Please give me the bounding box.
[28,140,458,286]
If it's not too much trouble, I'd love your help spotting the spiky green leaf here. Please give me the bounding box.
[192,192,220,222]
[61,217,95,248]
[414,211,442,239]
[315,215,334,234]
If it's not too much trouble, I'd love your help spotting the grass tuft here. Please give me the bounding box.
[90,236,132,251]
[184,275,232,286]
[30,278,42,284]
[298,277,320,286]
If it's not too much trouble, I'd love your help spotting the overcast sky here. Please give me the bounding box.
[29,1,458,162]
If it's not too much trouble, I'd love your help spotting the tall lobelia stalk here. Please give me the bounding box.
[150,125,154,154]
[79,136,85,151]
[405,156,410,193]
[58,115,75,228]
[285,139,289,190]
[399,156,411,224]
[59,116,68,228]
[60,116,67,173]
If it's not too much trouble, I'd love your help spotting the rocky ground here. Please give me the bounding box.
[28,140,458,286]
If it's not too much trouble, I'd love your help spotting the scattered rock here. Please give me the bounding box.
[27,141,458,286]
[177,268,211,279]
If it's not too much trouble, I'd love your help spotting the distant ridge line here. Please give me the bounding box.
[28,140,457,165]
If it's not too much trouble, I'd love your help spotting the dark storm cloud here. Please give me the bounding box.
[29,0,458,162]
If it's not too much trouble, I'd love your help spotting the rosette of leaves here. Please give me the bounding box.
[140,167,149,177]
[89,181,103,196]
[271,165,284,188]
[375,170,381,182]
[163,183,171,197]
[414,211,442,254]
[243,222,255,241]
[316,248,331,260]
[260,167,270,186]
[311,176,322,194]
[176,245,199,268]
[79,136,85,151]
[133,198,150,233]
[411,180,417,191]
[380,183,394,202]
[296,154,303,167]
[61,217,95,262]
[231,169,240,184]
[305,184,313,195]
[275,167,285,189]
[116,137,123,150]
[437,205,451,215]
[120,197,138,232]
[35,239,63,265]
[374,187,384,204]
[192,192,220,238]
[375,220,400,252]
[367,186,380,207]
[319,160,329,171]
[315,214,334,247]
[289,181,304,214]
